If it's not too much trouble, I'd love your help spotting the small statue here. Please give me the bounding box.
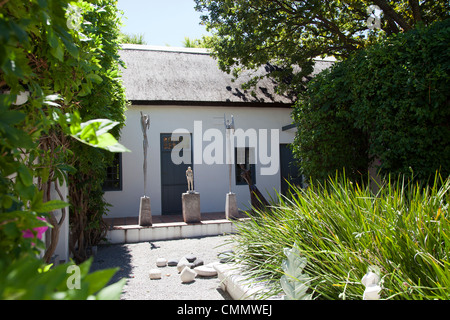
[186,166,194,192]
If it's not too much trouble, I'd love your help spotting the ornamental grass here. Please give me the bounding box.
[230,173,449,300]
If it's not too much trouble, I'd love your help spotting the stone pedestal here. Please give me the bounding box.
[182,192,201,223]
[225,192,239,220]
[139,196,152,226]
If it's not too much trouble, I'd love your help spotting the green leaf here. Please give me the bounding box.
[81,119,119,136]
[50,44,64,62]
[3,222,21,238]
[101,142,131,153]
[14,179,36,201]
[57,27,79,58]
[95,278,126,300]
[95,132,117,148]
[0,110,26,125]
[83,268,119,295]
[86,73,103,84]
[79,122,97,142]
[34,200,69,213]
[47,29,59,49]
[17,164,33,187]
[69,118,130,152]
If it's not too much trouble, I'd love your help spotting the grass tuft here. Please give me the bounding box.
[229,173,450,300]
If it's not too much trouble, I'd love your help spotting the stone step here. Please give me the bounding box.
[103,219,240,244]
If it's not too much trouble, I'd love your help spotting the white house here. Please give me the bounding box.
[103,44,333,219]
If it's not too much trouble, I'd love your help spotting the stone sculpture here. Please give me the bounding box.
[186,166,194,192]
[239,164,269,212]
[224,114,239,219]
[224,114,235,194]
[140,111,150,196]
[139,111,152,226]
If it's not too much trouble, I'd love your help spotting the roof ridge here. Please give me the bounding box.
[120,44,210,55]
[119,44,337,62]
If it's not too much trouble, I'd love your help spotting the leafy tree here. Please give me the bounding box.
[195,0,449,183]
[292,19,450,182]
[194,0,449,93]
[182,35,213,48]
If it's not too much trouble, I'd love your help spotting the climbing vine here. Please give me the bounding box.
[0,0,128,298]
[68,0,128,263]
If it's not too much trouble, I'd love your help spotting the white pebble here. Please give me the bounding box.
[194,265,217,277]
[156,257,167,267]
[149,269,162,280]
[180,266,196,283]
[177,257,190,273]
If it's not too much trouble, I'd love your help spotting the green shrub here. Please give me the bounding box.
[0,0,127,299]
[0,255,125,300]
[230,173,450,300]
[292,19,450,182]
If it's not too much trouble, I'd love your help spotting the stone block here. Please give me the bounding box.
[139,196,152,226]
[182,192,201,223]
[149,269,161,280]
[225,193,239,219]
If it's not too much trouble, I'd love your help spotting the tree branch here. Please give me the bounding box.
[384,16,400,35]
[315,14,361,48]
[408,0,422,24]
[372,0,412,31]
[54,182,66,228]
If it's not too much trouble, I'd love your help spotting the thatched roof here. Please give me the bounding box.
[119,44,334,107]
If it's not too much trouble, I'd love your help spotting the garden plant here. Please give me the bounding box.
[231,173,449,300]
[0,0,128,299]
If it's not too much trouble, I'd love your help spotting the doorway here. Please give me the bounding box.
[279,144,302,194]
[160,133,192,215]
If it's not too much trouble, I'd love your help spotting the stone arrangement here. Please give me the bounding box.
[149,251,234,284]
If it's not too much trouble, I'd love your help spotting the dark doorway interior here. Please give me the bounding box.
[160,133,192,215]
[280,144,302,194]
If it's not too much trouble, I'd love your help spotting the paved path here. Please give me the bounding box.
[91,235,234,300]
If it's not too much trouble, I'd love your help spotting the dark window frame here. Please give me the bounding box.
[235,147,256,186]
[103,153,123,191]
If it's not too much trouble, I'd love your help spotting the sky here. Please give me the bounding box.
[117,0,211,47]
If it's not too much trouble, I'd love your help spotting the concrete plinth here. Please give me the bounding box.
[139,196,152,226]
[225,192,239,220]
[182,192,201,223]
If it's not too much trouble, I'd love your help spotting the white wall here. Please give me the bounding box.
[52,182,69,263]
[104,105,296,218]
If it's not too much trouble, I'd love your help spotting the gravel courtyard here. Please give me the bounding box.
[91,234,235,300]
